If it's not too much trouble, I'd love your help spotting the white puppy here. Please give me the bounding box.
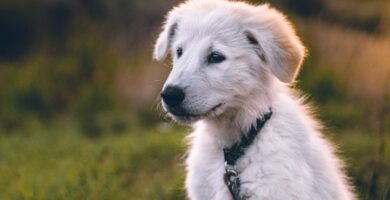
[154,0,356,199]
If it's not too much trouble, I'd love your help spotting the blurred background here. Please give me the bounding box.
[0,0,389,199]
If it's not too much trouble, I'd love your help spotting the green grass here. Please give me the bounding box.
[0,126,388,200]
[0,126,187,200]
[337,131,390,200]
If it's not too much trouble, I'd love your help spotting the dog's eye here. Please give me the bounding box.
[207,52,226,64]
[177,47,183,58]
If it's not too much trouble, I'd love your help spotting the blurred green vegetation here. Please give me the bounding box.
[0,0,389,199]
[0,126,186,199]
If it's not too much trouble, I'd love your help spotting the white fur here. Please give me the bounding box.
[154,0,356,199]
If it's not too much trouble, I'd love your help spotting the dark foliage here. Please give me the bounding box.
[0,9,37,62]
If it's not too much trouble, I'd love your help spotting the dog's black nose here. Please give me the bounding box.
[161,86,185,107]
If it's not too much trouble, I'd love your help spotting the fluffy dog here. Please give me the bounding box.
[154,0,356,199]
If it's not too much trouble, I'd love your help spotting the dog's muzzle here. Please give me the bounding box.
[161,85,189,116]
[161,85,185,107]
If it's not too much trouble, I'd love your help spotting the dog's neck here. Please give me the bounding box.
[196,81,280,147]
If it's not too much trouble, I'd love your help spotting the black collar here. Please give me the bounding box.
[223,110,272,200]
[223,110,273,166]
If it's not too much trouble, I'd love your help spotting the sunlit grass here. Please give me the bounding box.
[337,131,390,200]
[0,126,186,200]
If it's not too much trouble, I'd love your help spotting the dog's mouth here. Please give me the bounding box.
[166,103,224,122]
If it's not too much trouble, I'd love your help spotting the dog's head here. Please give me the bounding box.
[154,0,305,123]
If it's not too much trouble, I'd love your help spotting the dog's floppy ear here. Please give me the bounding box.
[153,12,179,61]
[246,5,306,83]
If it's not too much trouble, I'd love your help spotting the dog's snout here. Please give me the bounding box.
[161,86,186,107]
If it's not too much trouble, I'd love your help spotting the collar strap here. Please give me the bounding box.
[223,110,272,200]
[223,110,273,166]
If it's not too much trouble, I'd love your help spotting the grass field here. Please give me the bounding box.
[0,124,389,200]
[0,125,187,200]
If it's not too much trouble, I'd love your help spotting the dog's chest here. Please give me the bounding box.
[186,134,258,200]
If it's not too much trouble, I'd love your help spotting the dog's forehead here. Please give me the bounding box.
[175,10,242,43]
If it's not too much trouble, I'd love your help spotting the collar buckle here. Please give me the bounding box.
[224,162,241,200]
